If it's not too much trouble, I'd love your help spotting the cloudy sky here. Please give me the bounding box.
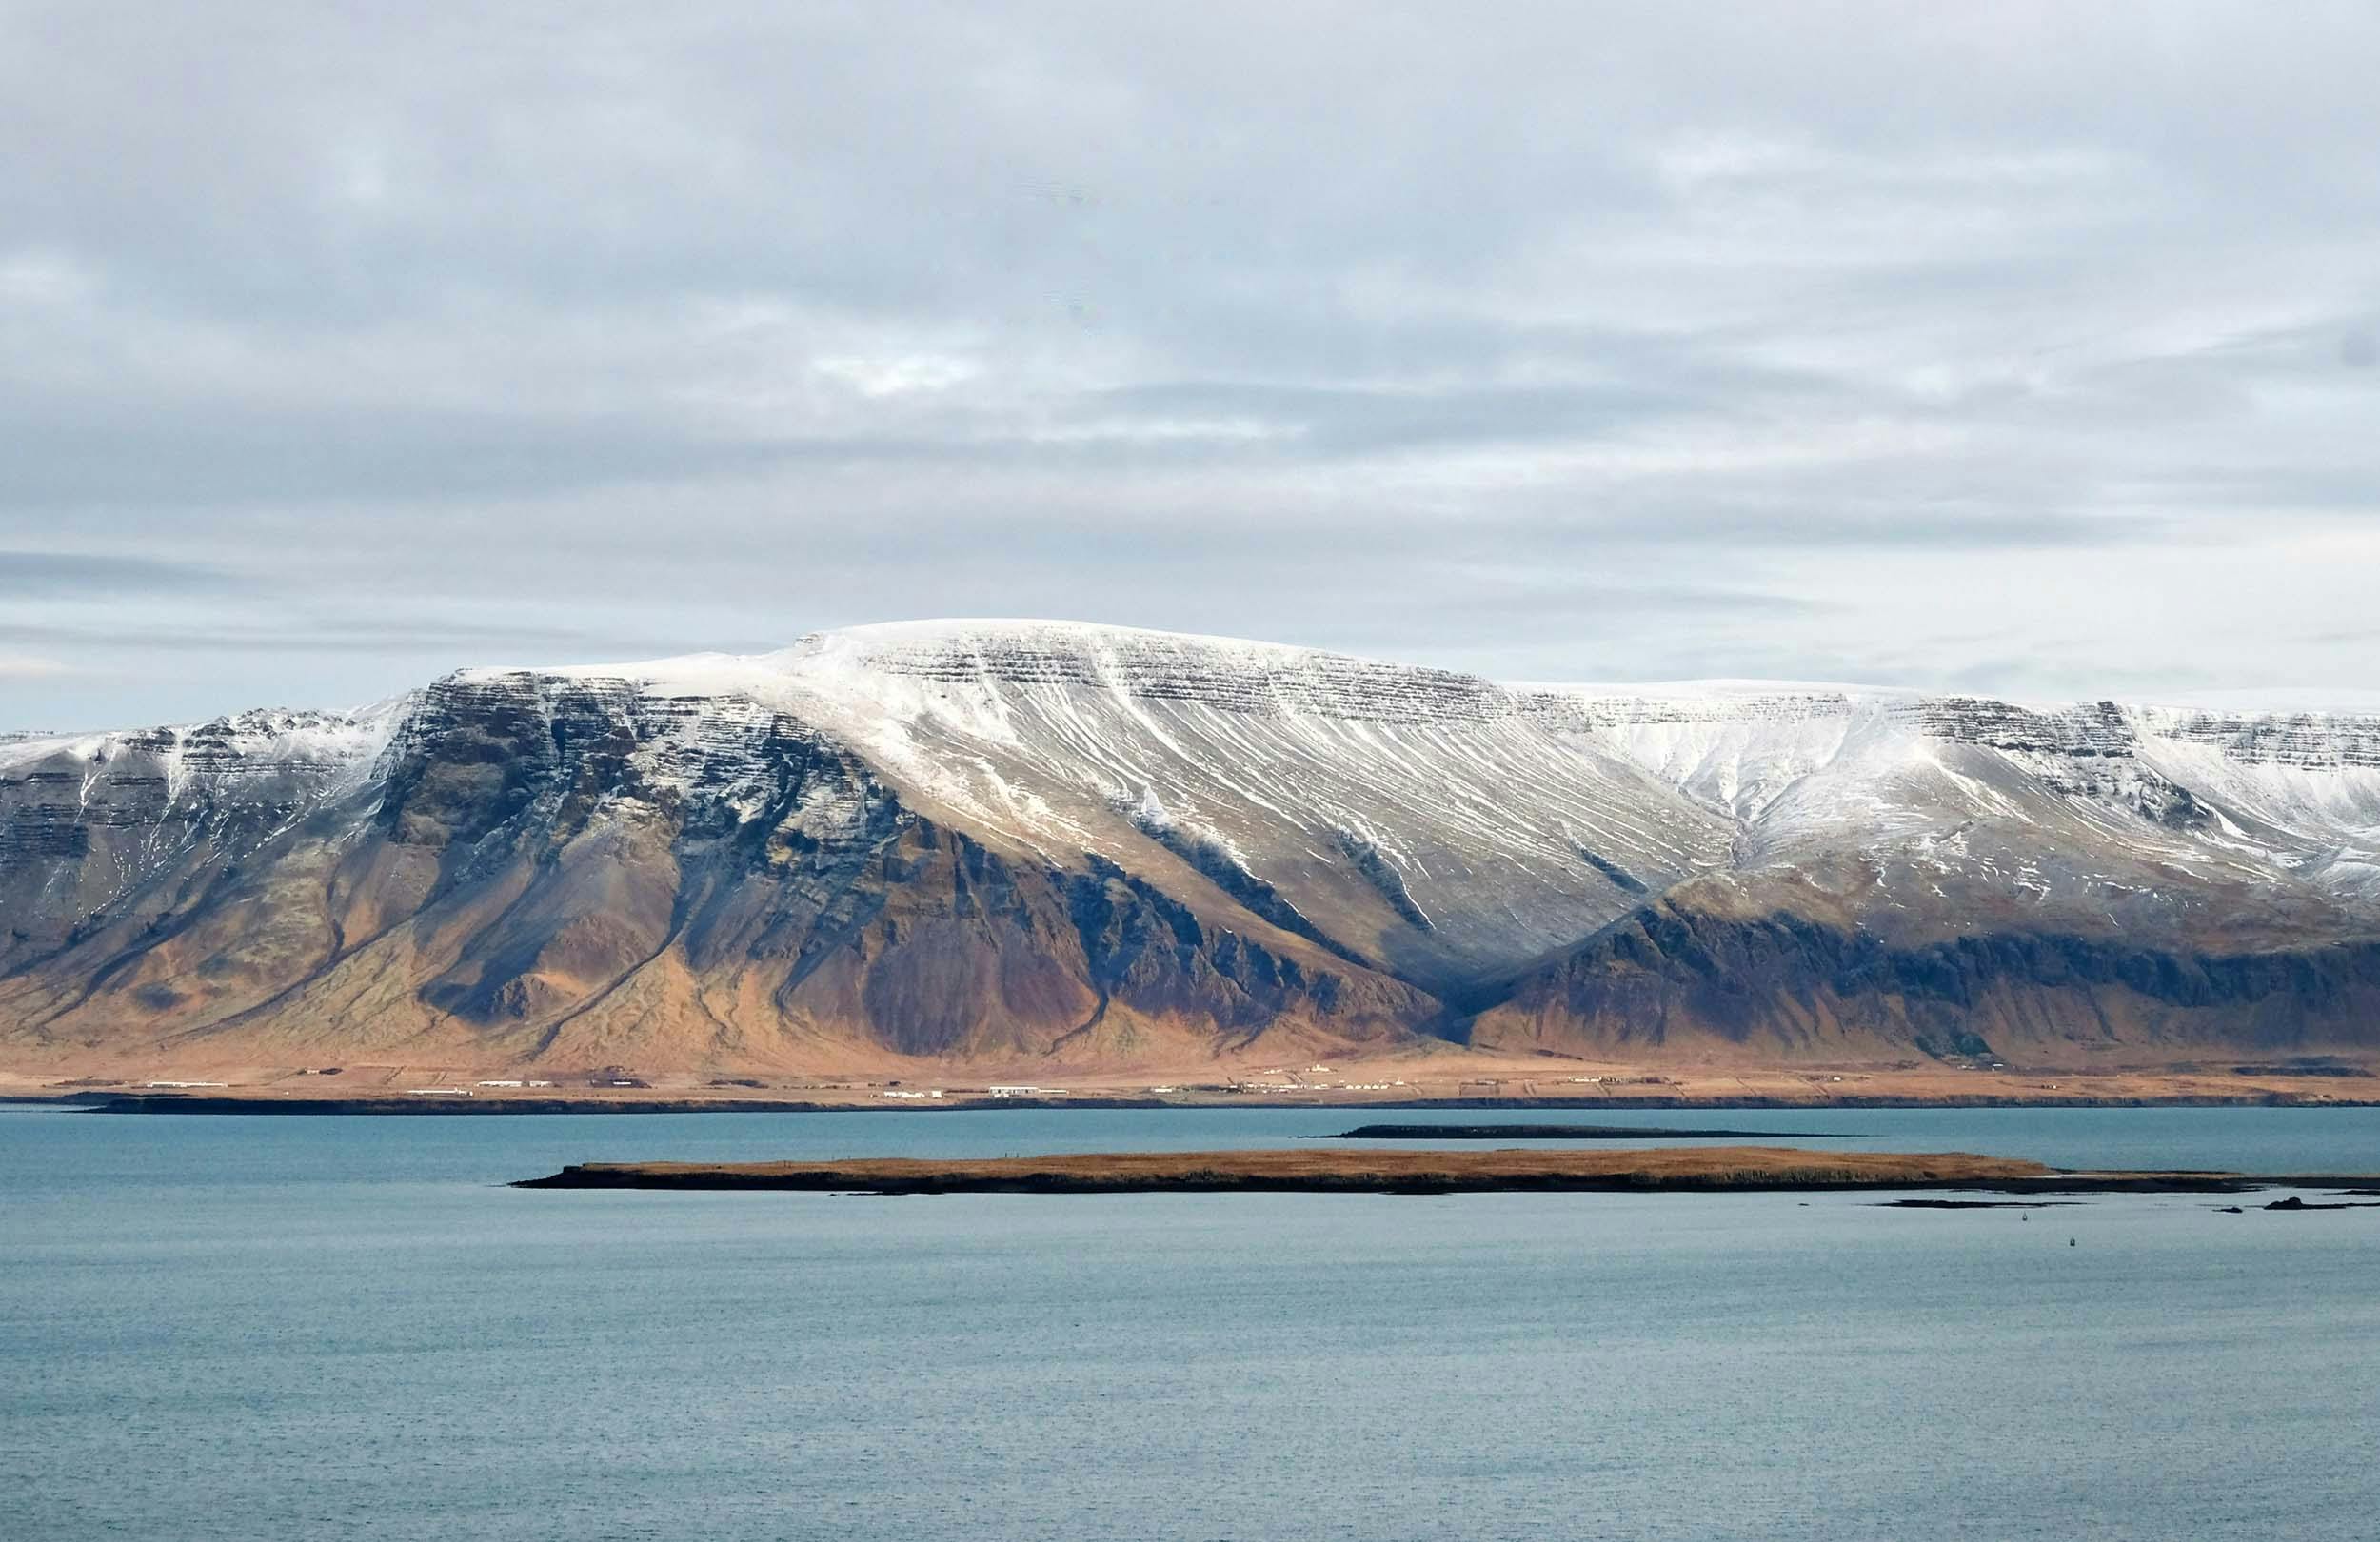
[5,3,2377,728]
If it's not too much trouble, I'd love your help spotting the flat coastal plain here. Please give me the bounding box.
[14,1057,2378,1113]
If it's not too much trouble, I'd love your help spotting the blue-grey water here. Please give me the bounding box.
[7,1104,2380,1540]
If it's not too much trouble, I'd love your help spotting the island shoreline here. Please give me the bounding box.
[506,1147,2380,1196]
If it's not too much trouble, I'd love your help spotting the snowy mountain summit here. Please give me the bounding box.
[6,619,2379,1074]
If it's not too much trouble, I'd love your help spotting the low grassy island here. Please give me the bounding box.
[506,1146,2310,1196]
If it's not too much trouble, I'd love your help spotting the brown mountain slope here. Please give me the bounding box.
[6,620,2380,1077]
[1,672,1430,1075]
[1463,872,2380,1070]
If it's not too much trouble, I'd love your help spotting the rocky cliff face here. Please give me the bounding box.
[5,620,2377,1073]
[1,657,1425,1072]
[1464,875,2380,1068]
[0,708,397,980]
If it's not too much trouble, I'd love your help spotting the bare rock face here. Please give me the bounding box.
[1464,875,2380,1069]
[5,619,2380,1073]
[0,708,399,1015]
[1,653,1426,1072]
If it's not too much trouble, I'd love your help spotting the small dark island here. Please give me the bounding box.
[507,1146,2365,1196]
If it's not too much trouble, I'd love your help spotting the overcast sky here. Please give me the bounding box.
[5,3,2377,728]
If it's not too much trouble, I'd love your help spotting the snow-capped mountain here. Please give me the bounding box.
[6,620,2378,1073]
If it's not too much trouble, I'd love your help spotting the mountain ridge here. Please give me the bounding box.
[6,619,2378,1077]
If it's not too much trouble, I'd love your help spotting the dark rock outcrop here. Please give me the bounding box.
[1469,889,2380,1065]
[2,664,1427,1069]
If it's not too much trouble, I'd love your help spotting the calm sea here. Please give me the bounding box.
[6,1104,2379,1541]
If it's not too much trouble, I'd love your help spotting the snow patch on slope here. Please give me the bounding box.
[208,619,2380,961]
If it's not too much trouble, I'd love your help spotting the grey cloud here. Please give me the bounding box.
[0,405,863,508]
[7,3,2380,725]
[0,550,238,596]
[1536,506,2171,552]
[1418,586,1832,621]
[1084,377,1718,457]
[2109,465,2380,516]
[0,617,705,657]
